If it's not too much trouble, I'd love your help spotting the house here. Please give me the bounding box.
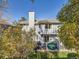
[18,12,64,51]
[0,19,11,28]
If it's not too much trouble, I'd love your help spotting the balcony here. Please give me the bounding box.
[40,29,58,35]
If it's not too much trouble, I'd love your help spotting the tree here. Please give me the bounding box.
[20,29,36,59]
[57,0,79,51]
[0,25,36,59]
[57,0,79,23]
[58,23,78,49]
[30,0,35,3]
[20,17,27,21]
[12,20,18,26]
[0,26,22,59]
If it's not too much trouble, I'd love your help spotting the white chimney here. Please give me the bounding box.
[29,12,35,29]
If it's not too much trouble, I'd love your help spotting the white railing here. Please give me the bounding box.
[40,29,58,34]
[35,30,44,43]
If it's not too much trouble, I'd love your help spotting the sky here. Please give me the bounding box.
[3,0,68,22]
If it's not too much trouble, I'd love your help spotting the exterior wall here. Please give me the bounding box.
[35,23,63,50]
[34,24,58,42]
[21,19,63,50]
[36,24,59,35]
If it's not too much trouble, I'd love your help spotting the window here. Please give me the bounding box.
[39,24,41,29]
[49,24,51,29]
[45,24,48,29]
[44,35,49,42]
[45,24,51,29]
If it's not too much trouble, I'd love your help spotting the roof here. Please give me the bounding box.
[0,19,10,25]
[37,19,61,24]
[18,20,28,25]
[18,19,61,25]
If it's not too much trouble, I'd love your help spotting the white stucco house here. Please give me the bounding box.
[18,12,64,51]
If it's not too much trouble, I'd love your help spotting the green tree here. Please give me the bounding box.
[57,0,79,23]
[58,23,78,49]
[57,0,79,51]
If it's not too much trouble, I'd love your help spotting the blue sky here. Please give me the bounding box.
[3,0,68,22]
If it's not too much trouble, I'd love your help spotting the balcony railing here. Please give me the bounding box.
[39,29,58,34]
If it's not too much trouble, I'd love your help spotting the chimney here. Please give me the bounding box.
[29,12,35,29]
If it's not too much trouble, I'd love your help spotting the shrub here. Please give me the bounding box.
[67,53,79,59]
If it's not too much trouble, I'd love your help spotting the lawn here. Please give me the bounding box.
[7,51,79,59]
[28,51,78,59]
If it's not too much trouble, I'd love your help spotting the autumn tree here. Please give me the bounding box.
[0,25,36,59]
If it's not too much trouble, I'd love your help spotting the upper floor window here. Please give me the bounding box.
[39,24,42,29]
[45,24,48,29]
[45,24,51,29]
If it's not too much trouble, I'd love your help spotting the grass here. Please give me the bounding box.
[6,51,79,59]
[28,51,69,59]
[29,51,79,59]
[58,51,69,58]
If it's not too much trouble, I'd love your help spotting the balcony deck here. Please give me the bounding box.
[39,29,58,36]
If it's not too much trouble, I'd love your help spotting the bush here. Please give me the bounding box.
[29,52,48,59]
[67,53,79,59]
[29,53,37,59]
[28,51,68,59]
